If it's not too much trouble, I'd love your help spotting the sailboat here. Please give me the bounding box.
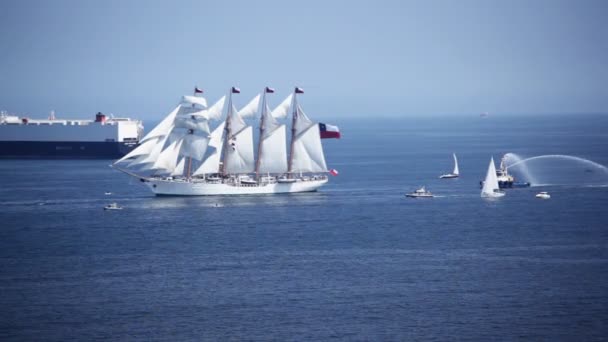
[439,153,460,179]
[481,157,505,198]
[112,86,336,196]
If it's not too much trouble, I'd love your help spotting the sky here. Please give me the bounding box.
[1,0,607,120]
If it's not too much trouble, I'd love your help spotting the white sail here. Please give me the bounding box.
[129,136,166,168]
[453,153,460,175]
[205,95,226,120]
[193,122,225,175]
[237,94,260,118]
[224,125,254,174]
[140,105,180,143]
[115,138,158,164]
[290,106,327,173]
[170,158,185,177]
[173,116,211,133]
[179,133,209,161]
[152,138,184,172]
[270,94,293,119]
[181,95,208,108]
[181,96,225,120]
[258,124,287,173]
[481,157,501,197]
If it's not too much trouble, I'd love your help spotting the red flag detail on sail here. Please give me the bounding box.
[319,123,341,139]
[329,169,339,176]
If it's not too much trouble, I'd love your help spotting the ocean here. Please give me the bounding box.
[1,114,607,340]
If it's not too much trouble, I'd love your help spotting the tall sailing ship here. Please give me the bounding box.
[112,86,340,196]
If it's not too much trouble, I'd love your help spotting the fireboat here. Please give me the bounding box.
[480,155,531,189]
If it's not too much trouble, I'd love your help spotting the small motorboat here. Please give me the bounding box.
[104,191,112,195]
[405,186,434,198]
[104,203,123,210]
[535,191,551,199]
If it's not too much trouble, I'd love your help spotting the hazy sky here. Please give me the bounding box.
[1,0,607,119]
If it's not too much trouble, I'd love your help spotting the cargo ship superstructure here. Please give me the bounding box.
[0,111,143,158]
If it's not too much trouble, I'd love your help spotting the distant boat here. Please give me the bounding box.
[439,153,460,179]
[481,157,505,198]
[104,203,123,210]
[535,191,551,199]
[406,186,434,198]
[104,191,112,195]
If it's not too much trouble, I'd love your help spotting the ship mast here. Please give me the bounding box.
[254,87,270,179]
[287,87,300,175]
[186,88,197,179]
[220,87,236,176]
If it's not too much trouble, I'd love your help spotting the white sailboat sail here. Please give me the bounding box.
[481,157,502,197]
[453,153,460,175]
[130,135,168,168]
[193,121,225,176]
[179,133,210,161]
[181,95,208,108]
[152,134,185,172]
[238,94,261,118]
[203,96,226,120]
[224,122,254,173]
[223,99,255,174]
[270,94,293,119]
[140,105,180,143]
[115,138,158,164]
[258,103,287,173]
[290,105,327,173]
[171,158,185,177]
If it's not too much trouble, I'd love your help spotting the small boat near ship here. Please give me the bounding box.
[104,203,123,210]
[535,192,551,199]
[481,157,505,198]
[405,186,434,198]
[439,153,460,179]
[480,154,530,189]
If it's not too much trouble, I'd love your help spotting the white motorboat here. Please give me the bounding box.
[535,191,551,199]
[439,153,460,179]
[104,191,112,195]
[405,186,434,198]
[104,203,123,210]
[481,157,505,198]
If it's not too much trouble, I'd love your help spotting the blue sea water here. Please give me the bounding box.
[1,114,608,340]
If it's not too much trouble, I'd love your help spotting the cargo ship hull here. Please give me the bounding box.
[0,141,137,159]
[0,112,143,159]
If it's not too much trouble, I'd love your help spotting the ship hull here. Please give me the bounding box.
[144,178,329,196]
[0,141,137,159]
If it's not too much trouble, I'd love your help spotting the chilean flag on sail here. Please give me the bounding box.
[319,123,341,139]
[329,169,339,176]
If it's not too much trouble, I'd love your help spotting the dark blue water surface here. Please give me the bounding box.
[1,114,608,340]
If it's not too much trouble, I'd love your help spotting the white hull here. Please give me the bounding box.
[481,191,505,198]
[144,177,328,196]
[439,174,459,179]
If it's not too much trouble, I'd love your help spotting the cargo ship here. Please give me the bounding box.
[0,111,143,158]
